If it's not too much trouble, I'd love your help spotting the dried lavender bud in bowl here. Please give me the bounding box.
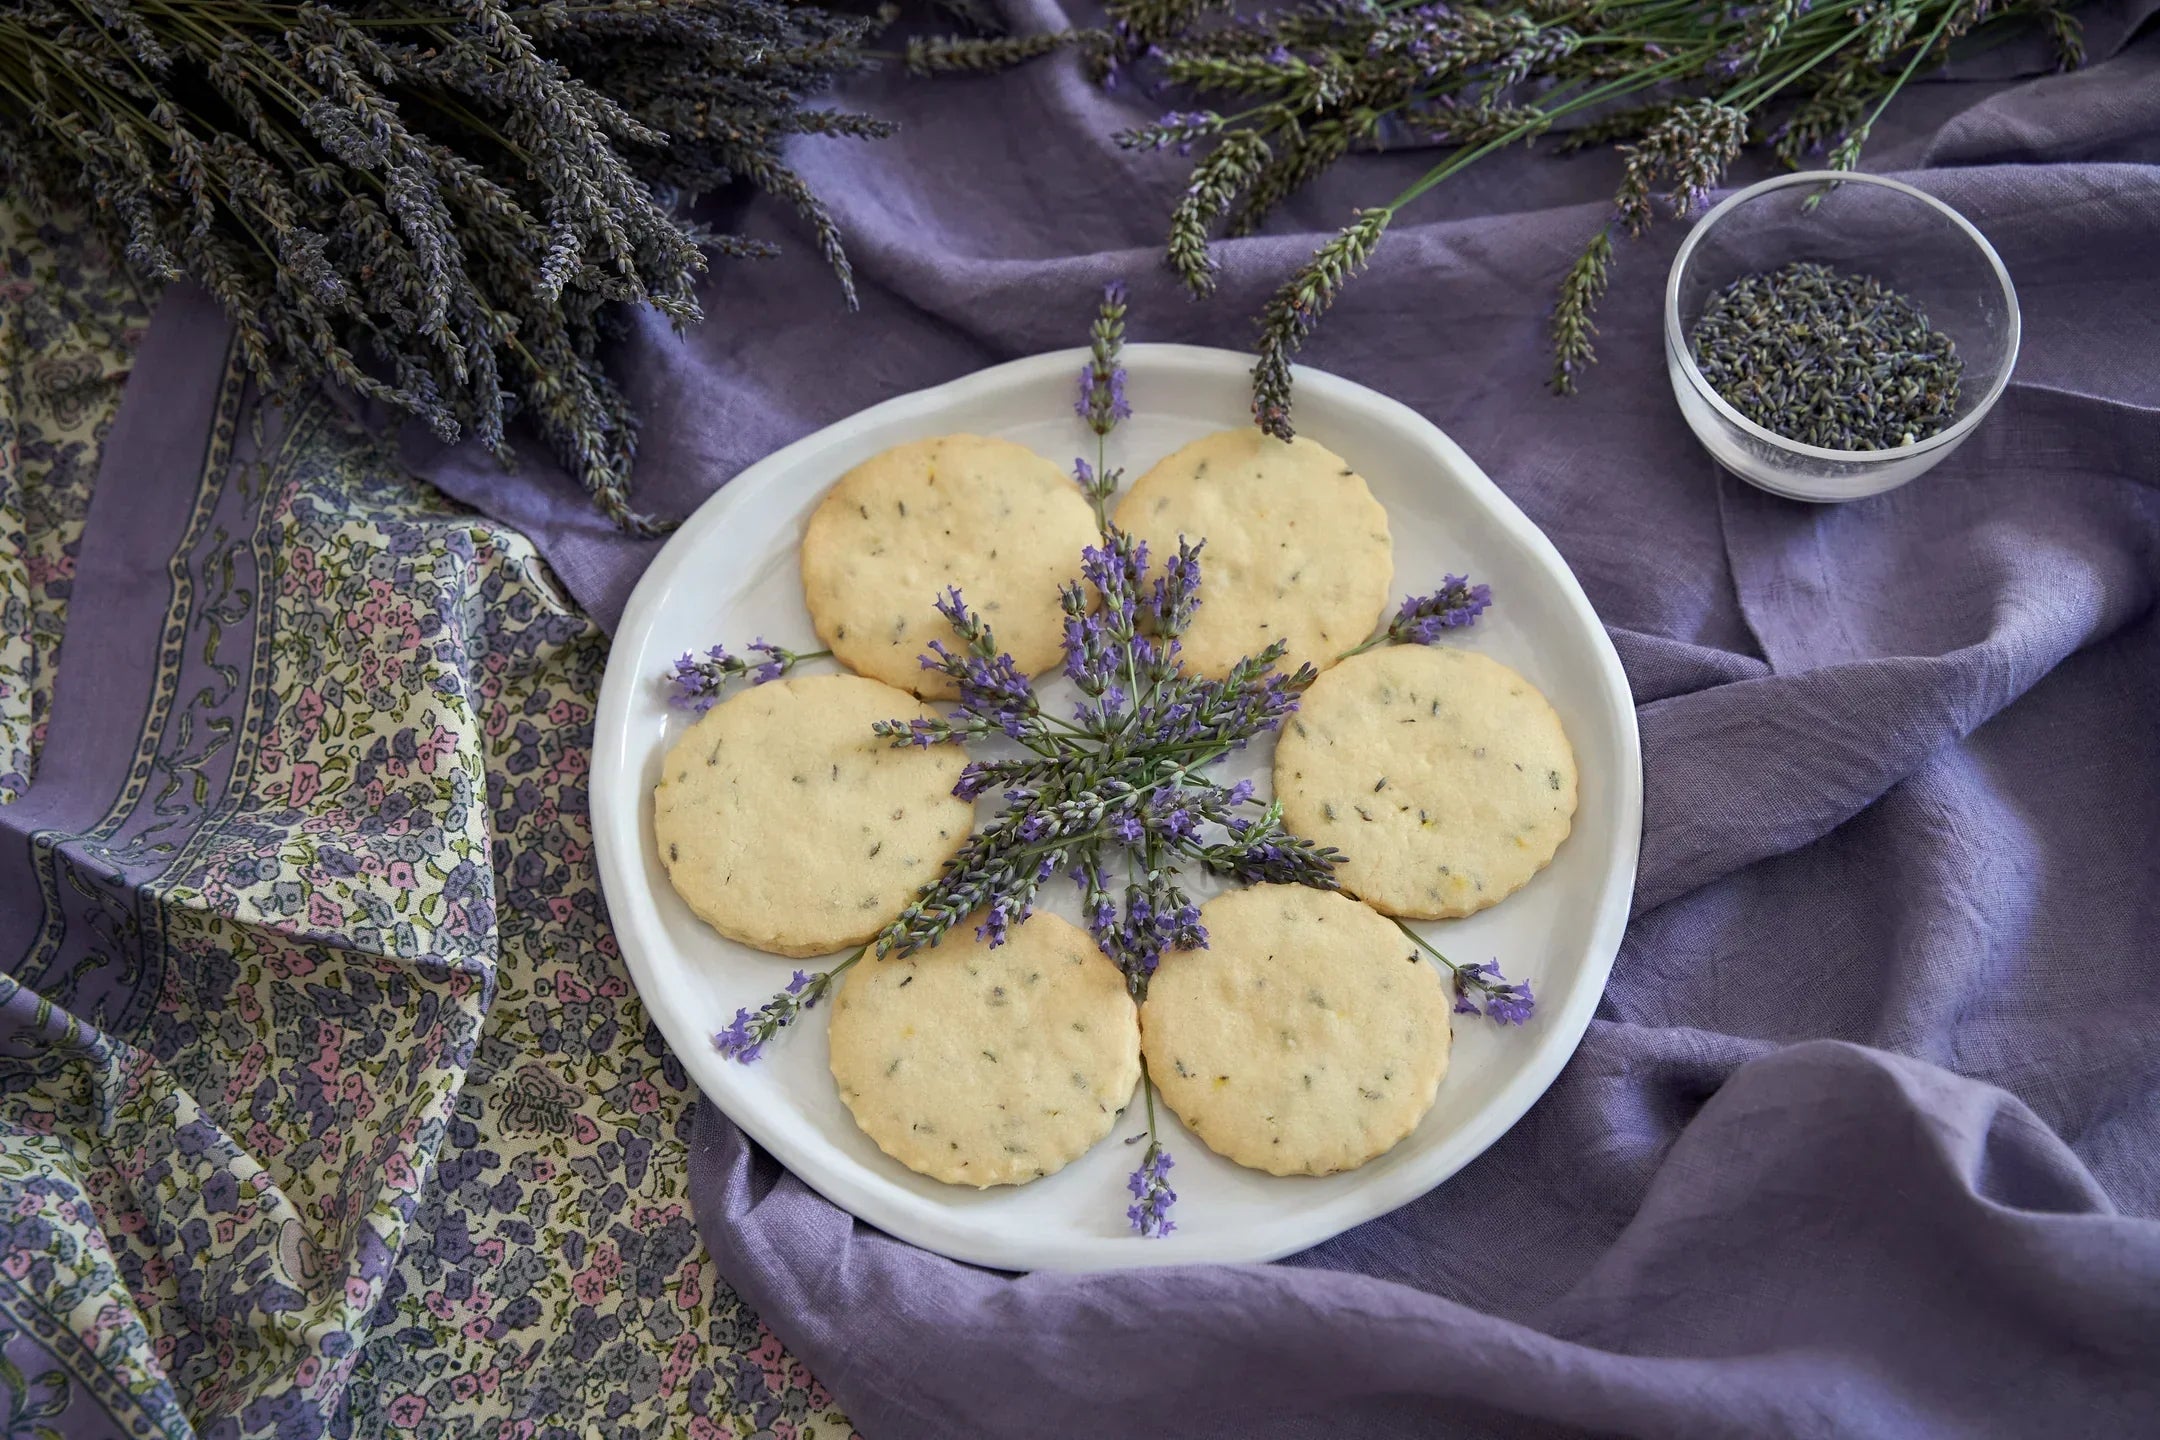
[1690,263,1963,452]
[1664,171,2020,504]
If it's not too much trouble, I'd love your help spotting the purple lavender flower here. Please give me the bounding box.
[1149,786,1200,841]
[1382,575,1493,647]
[664,638,825,711]
[1082,534,1152,616]
[916,588,1042,739]
[712,1007,763,1063]
[1062,614,1095,682]
[713,966,840,1064]
[1072,456,1122,513]
[1078,283,1131,437]
[1142,110,1220,155]
[1077,370,1105,421]
[749,638,789,684]
[1447,958,1536,1026]
[667,647,727,712]
[1485,980,1536,1025]
[1144,536,1205,639]
[1087,898,1117,941]
[1126,1141,1177,1238]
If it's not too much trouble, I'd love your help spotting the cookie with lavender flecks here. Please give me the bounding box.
[1142,884,1452,1176]
[828,911,1141,1187]
[653,674,973,956]
[1115,428,1392,680]
[800,435,1099,698]
[1275,645,1577,919]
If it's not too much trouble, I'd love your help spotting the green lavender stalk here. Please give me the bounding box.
[1166,130,1272,294]
[1251,208,1390,438]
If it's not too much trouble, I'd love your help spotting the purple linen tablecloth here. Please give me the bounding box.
[425,4,2160,1434]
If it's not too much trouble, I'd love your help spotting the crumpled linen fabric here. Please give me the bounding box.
[5,1,2158,1435]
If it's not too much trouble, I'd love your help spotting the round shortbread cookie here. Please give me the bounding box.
[1274,646,1577,919]
[800,435,1099,698]
[829,912,1141,1188]
[1142,885,1451,1176]
[1114,429,1392,679]
[653,674,972,957]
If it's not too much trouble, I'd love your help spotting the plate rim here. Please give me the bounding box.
[592,343,1643,1271]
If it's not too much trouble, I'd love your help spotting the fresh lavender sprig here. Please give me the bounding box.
[1073,457,1122,521]
[1252,207,1389,440]
[922,588,1040,739]
[664,640,829,712]
[1194,799,1344,888]
[1120,109,1226,153]
[1612,101,1748,237]
[1075,284,1132,529]
[1124,1061,1179,1238]
[1338,576,1493,658]
[1160,129,1272,294]
[1387,576,1494,641]
[1126,1135,1178,1238]
[712,961,856,1062]
[1397,920,1535,1027]
[1077,281,1132,438]
[1100,858,1209,981]
[1550,229,1613,396]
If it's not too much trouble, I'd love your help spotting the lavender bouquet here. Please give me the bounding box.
[0,0,888,532]
[670,285,1532,1236]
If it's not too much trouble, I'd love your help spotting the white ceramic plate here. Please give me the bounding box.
[592,345,1641,1272]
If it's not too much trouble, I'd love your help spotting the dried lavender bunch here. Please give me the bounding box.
[0,0,891,531]
[909,0,2085,432]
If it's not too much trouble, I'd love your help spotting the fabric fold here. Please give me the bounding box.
[692,1041,2160,1439]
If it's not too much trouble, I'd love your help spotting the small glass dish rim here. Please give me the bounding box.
[1664,169,2022,465]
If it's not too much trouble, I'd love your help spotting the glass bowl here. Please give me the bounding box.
[1665,171,2020,502]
